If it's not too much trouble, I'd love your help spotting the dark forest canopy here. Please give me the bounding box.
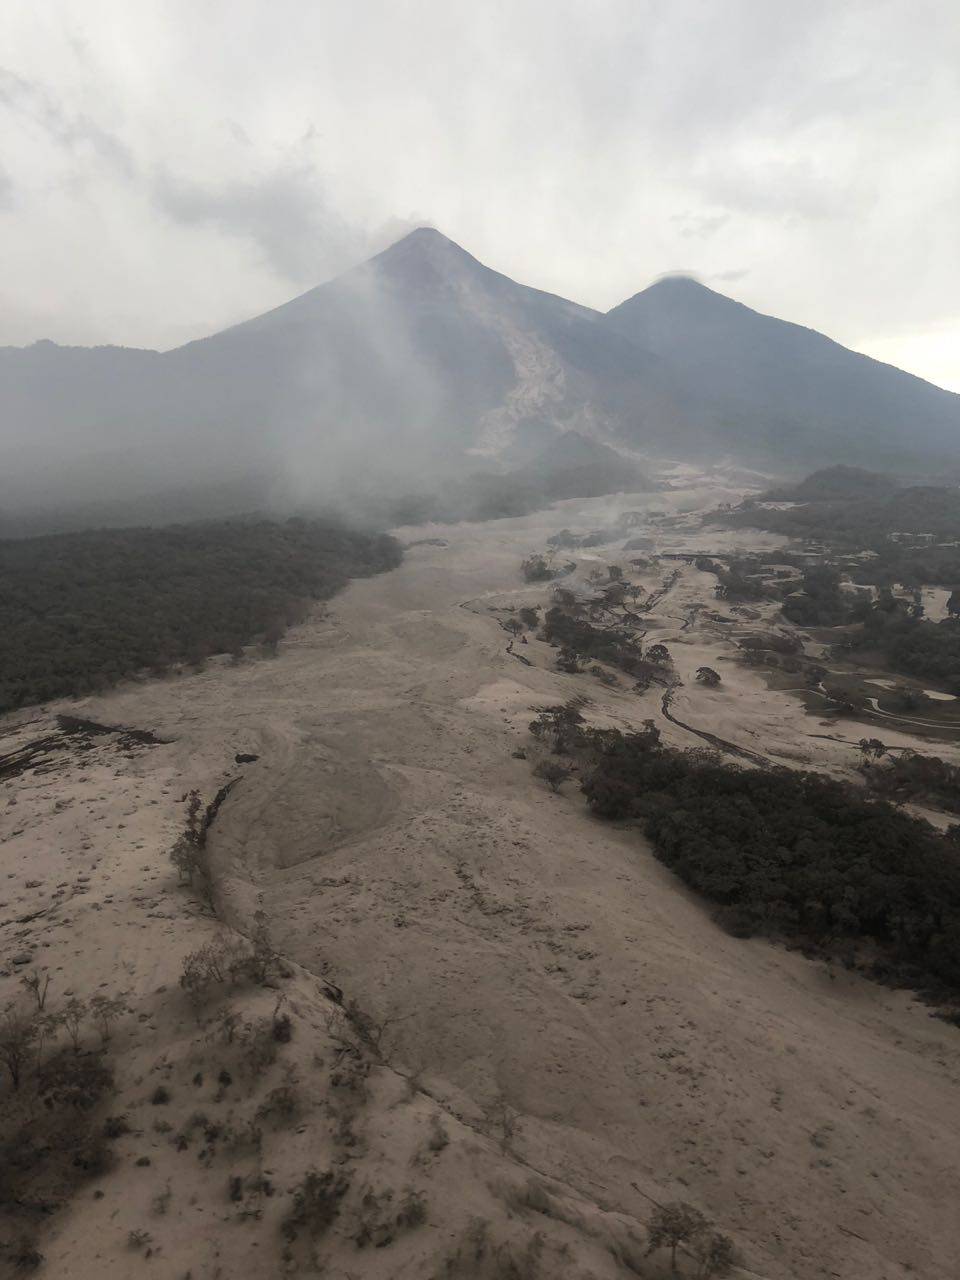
[0,518,401,713]
[562,721,960,995]
[719,477,960,553]
[761,465,901,503]
[765,567,960,690]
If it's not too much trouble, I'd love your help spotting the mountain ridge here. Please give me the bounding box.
[3,227,959,526]
[611,273,957,397]
[605,270,960,466]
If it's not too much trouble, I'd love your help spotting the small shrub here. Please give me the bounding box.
[556,648,585,674]
[127,1228,152,1250]
[282,1168,351,1241]
[151,1085,171,1105]
[695,1232,740,1277]
[216,1009,241,1043]
[239,1019,277,1075]
[484,1095,519,1153]
[521,555,556,583]
[353,1188,396,1249]
[88,995,127,1045]
[532,760,571,793]
[247,911,280,985]
[256,1084,300,1127]
[180,934,252,1006]
[73,1133,113,1176]
[60,997,87,1053]
[3,1234,44,1272]
[396,1189,428,1229]
[427,1114,449,1152]
[152,1182,172,1216]
[0,1005,38,1091]
[37,1049,114,1110]
[103,1114,131,1139]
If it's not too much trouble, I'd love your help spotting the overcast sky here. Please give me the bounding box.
[2,0,959,389]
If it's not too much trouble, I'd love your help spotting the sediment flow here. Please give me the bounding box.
[2,471,959,1278]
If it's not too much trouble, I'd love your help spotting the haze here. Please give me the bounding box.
[2,0,959,390]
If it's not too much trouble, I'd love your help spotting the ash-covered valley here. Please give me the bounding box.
[3,460,960,1279]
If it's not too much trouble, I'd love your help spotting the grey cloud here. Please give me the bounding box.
[0,1,957,388]
[153,163,419,288]
[153,163,358,285]
[226,121,253,147]
[691,155,858,224]
[0,67,135,178]
[672,212,729,241]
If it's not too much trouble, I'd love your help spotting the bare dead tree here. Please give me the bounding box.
[20,967,52,1011]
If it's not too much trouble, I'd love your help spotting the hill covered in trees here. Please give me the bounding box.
[717,471,960,601]
[721,477,960,551]
[0,519,401,712]
[761,465,901,502]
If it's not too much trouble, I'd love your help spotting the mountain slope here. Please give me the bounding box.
[604,276,960,468]
[167,227,677,466]
[3,232,960,528]
[0,230,668,525]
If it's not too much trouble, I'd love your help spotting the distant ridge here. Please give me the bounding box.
[762,465,901,502]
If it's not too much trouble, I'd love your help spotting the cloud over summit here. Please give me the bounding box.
[0,1,958,386]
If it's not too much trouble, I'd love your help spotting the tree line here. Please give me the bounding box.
[0,517,401,712]
[530,706,960,999]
